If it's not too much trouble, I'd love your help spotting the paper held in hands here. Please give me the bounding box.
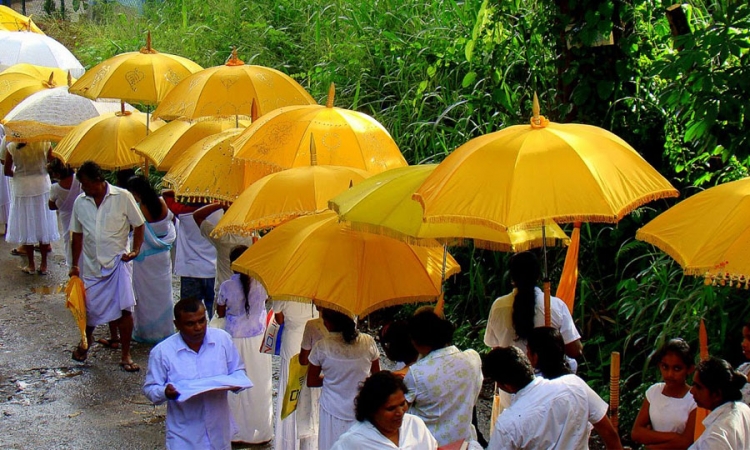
[172,372,253,403]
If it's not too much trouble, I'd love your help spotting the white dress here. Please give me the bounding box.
[738,363,750,406]
[646,382,697,433]
[132,210,177,344]
[49,178,82,267]
[308,332,380,450]
[330,414,438,450]
[273,302,319,450]
[0,128,10,227]
[217,274,274,444]
[298,318,329,450]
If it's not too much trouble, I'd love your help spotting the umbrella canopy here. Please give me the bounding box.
[152,49,316,121]
[0,6,44,34]
[132,118,250,171]
[162,128,274,203]
[0,70,59,119]
[231,211,461,318]
[65,275,87,350]
[330,164,569,252]
[51,108,163,170]
[1,63,72,81]
[69,33,203,105]
[233,84,407,175]
[636,177,750,284]
[3,86,135,142]
[413,97,679,231]
[213,165,372,237]
[0,31,84,77]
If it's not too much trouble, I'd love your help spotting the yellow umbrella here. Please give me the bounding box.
[152,49,316,121]
[0,6,44,34]
[132,118,250,171]
[1,63,71,81]
[0,70,57,119]
[69,32,203,105]
[65,275,87,351]
[51,106,164,170]
[162,128,274,203]
[330,164,569,251]
[636,177,750,285]
[213,164,372,237]
[233,84,407,175]
[231,211,461,317]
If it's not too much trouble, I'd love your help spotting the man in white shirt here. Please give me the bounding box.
[143,297,250,450]
[69,161,144,372]
[484,346,623,450]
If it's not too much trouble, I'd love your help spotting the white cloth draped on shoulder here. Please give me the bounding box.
[330,414,438,450]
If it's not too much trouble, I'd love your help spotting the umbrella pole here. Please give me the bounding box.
[146,105,151,135]
[542,220,551,326]
[610,351,620,432]
[435,244,448,317]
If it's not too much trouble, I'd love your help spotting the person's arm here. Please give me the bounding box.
[3,152,13,177]
[631,398,669,445]
[307,364,323,387]
[299,348,311,366]
[193,203,224,227]
[48,199,58,210]
[69,232,83,277]
[564,339,583,359]
[143,349,178,404]
[592,415,624,450]
[370,359,381,374]
[122,224,144,262]
[217,305,227,318]
[645,408,697,449]
[275,311,285,325]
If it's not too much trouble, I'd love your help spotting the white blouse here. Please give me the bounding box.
[646,382,697,433]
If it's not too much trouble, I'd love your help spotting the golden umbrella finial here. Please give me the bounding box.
[326,83,336,108]
[310,133,318,166]
[226,47,245,66]
[530,92,549,129]
[117,100,132,117]
[43,72,56,89]
[251,98,259,122]
[67,71,73,88]
[140,31,158,54]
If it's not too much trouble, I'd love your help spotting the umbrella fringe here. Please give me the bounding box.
[473,236,570,253]
[212,211,329,238]
[346,222,443,247]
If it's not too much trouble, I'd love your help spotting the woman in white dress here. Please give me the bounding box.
[273,302,319,450]
[331,371,437,450]
[126,176,176,344]
[3,141,59,274]
[48,159,82,268]
[296,310,330,450]
[0,125,10,234]
[216,246,274,444]
[307,309,380,450]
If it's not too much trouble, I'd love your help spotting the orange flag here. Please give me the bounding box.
[694,319,709,439]
[556,222,581,313]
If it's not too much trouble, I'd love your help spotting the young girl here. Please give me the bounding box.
[631,338,697,449]
[216,246,273,444]
[738,321,750,405]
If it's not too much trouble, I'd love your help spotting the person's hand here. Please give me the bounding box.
[68,265,80,278]
[165,384,180,400]
[121,251,139,262]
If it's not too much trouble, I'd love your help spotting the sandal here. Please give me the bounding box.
[97,338,120,349]
[20,266,35,275]
[71,346,88,362]
[37,268,48,276]
[119,361,140,372]
[10,248,23,256]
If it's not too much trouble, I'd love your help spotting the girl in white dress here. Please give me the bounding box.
[307,309,380,450]
[295,311,329,450]
[737,321,750,405]
[631,338,697,449]
[216,246,274,444]
[48,159,81,268]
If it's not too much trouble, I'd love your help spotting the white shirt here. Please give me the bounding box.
[738,363,750,406]
[690,401,750,450]
[7,142,51,197]
[70,183,144,278]
[331,414,438,450]
[489,374,608,450]
[173,212,216,278]
[301,318,329,351]
[484,287,581,353]
[646,382,697,433]
[199,209,253,297]
[404,346,483,446]
[308,332,380,420]
[143,328,247,450]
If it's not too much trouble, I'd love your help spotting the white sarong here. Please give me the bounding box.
[84,255,135,327]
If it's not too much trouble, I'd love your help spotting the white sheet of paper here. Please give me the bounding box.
[173,372,253,402]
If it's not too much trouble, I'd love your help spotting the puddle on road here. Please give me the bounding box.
[1,367,83,405]
[29,285,65,295]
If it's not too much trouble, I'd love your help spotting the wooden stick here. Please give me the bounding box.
[610,351,620,432]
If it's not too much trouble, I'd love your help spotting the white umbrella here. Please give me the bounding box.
[2,85,135,143]
[0,31,84,78]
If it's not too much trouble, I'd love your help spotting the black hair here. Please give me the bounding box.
[379,320,418,365]
[229,246,250,315]
[322,309,358,344]
[509,251,541,341]
[527,327,572,379]
[652,338,695,368]
[115,168,136,188]
[408,310,454,350]
[482,346,535,390]
[76,161,105,182]
[174,297,205,320]
[354,371,408,422]
[126,175,162,221]
[695,357,747,403]
[47,158,74,180]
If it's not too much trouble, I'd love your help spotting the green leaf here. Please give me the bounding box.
[597,80,614,99]
[462,71,477,88]
[465,39,475,63]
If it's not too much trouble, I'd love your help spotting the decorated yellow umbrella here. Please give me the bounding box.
[51,105,164,170]
[1,63,70,81]
[132,118,250,171]
[69,32,202,105]
[636,177,750,285]
[0,6,44,34]
[152,49,316,121]
[0,70,58,119]
[233,84,407,175]
[231,211,461,317]
[330,164,569,251]
[162,128,273,203]
[213,163,371,237]
[65,275,87,351]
